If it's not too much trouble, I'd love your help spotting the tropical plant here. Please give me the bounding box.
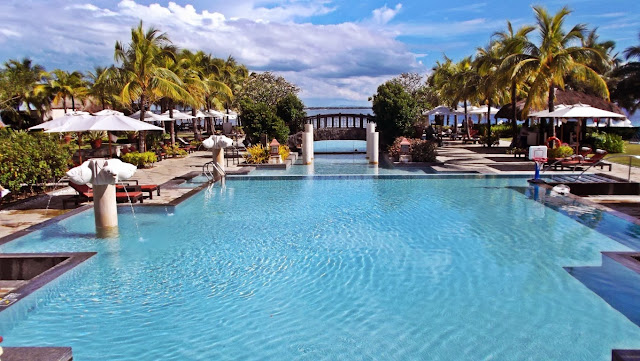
[0,128,72,193]
[276,93,306,134]
[121,151,157,168]
[0,58,49,127]
[512,6,609,128]
[236,72,299,109]
[610,32,640,115]
[387,137,437,162]
[494,21,535,144]
[371,81,419,145]
[37,69,87,113]
[114,21,192,151]
[240,100,289,144]
[279,145,290,161]
[245,144,269,164]
[547,144,574,159]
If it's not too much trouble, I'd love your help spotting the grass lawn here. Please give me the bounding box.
[605,141,640,167]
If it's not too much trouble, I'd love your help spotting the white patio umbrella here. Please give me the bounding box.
[93,109,124,116]
[529,104,569,118]
[29,112,92,130]
[468,105,499,115]
[205,110,225,118]
[425,106,455,116]
[162,109,195,120]
[46,114,164,159]
[130,110,173,122]
[545,104,626,119]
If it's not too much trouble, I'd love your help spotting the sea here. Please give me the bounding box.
[305,107,640,127]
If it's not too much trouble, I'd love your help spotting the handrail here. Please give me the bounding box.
[542,154,640,183]
[202,160,226,183]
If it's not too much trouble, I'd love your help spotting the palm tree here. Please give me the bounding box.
[115,21,190,151]
[610,32,640,114]
[39,69,86,113]
[87,66,120,110]
[475,41,507,146]
[512,6,609,141]
[494,21,535,145]
[429,57,459,131]
[1,58,49,124]
[452,56,480,137]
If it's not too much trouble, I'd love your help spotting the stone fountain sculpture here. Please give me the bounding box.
[202,135,234,176]
[66,158,137,237]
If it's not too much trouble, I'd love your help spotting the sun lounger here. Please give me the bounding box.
[64,183,143,209]
[117,180,160,199]
[557,149,610,171]
[462,129,479,144]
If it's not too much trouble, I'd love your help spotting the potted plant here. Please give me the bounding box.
[87,131,106,149]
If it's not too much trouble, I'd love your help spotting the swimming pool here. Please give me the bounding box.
[1,177,639,360]
[249,154,436,176]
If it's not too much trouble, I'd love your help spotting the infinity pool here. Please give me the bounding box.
[1,177,639,360]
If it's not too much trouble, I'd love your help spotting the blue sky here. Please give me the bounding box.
[0,0,638,107]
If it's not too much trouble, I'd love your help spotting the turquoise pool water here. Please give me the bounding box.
[250,154,435,176]
[1,177,640,360]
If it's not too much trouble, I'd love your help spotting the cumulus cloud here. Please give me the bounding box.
[371,4,403,25]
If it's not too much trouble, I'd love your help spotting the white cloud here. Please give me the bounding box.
[371,3,403,25]
[0,0,425,104]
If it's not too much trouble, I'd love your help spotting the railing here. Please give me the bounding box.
[203,161,226,183]
[542,155,639,182]
[302,113,374,129]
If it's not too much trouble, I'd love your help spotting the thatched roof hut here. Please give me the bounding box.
[495,89,625,120]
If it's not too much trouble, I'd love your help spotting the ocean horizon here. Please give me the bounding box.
[306,107,640,127]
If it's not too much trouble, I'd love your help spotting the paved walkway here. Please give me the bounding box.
[2,141,640,239]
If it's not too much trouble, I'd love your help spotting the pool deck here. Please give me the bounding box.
[2,140,640,239]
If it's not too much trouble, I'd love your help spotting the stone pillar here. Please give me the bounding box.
[305,123,314,160]
[93,184,119,238]
[212,148,225,176]
[366,122,376,160]
[366,122,371,159]
[370,132,379,164]
[302,128,313,165]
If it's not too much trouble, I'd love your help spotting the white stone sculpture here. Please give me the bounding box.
[66,158,137,237]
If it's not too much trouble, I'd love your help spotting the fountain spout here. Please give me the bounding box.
[66,158,137,238]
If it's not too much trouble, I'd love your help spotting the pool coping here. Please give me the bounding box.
[0,252,96,312]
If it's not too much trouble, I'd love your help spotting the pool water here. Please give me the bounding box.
[1,177,640,360]
[250,154,435,176]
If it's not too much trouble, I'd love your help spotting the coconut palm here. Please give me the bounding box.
[610,32,640,114]
[452,57,481,137]
[38,69,87,113]
[1,58,48,120]
[512,6,609,140]
[87,66,121,110]
[429,56,459,131]
[475,41,508,146]
[494,21,535,145]
[115,21,190,151]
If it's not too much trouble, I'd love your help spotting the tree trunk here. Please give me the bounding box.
[548,85,556,137]
[192,108,198,139]
[71,96,75,111]
[487,98,492,148]
[138,95,146,152]
[511,81,518,147]
[63,98,67,114]
[169,102,175,146]
[464,101,470,138]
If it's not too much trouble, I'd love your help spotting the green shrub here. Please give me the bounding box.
[245,144,269,164]
[410,139,437,162]
[489,123,519,138]
[121,151,157,168]
[387,137,437,162]
[479,127,500,147]
[163,145,187,157]
[585,131,625,153]
[603,133,625,153]
[0,128,73,193]
[547,145,574,159]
